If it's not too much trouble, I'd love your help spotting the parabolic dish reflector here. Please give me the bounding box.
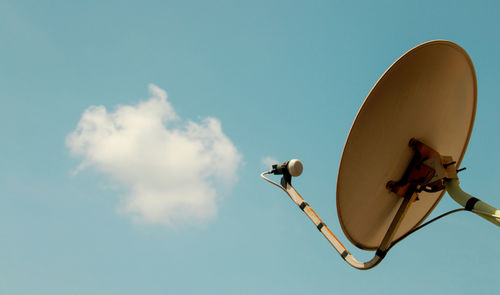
[337,40,477,250]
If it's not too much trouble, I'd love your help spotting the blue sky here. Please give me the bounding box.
[1,0,499,294]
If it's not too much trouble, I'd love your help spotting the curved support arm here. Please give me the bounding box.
[445,179,500,227]
[261,172,385,270]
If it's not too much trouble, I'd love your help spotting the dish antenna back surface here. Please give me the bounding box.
[262,40,500,270]
[337,41,476,250]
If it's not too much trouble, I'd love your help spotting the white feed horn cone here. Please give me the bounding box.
[287,159,303,177]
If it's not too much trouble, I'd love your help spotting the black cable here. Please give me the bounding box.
[387,208,466,251]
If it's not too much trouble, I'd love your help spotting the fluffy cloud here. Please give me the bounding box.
[66,84,242,226]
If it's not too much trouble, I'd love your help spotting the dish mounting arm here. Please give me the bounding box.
[261,170,416,270]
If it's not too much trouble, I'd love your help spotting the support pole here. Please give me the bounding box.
[445,179,500,227]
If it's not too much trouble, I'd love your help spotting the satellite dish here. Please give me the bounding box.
[261,40,500,270]
[337,40,476,250]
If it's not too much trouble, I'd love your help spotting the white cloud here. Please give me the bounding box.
[66,84,242,226]
[262,156,278,169]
